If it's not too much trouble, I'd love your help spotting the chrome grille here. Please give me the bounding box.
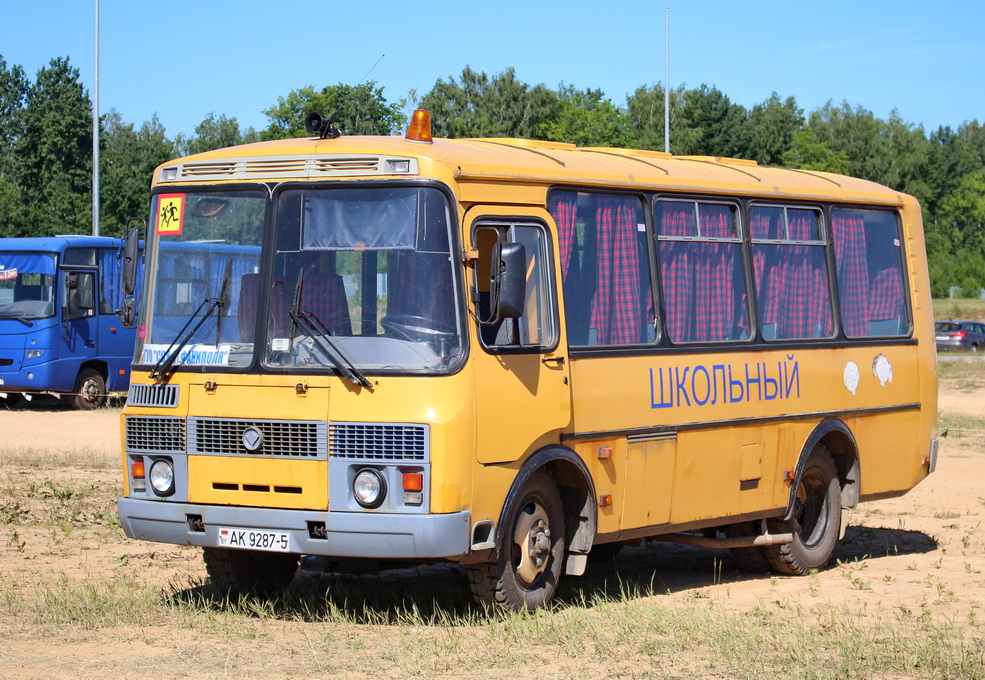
[126,416,185,452]
[127,383,179,408]
[188,418,326,458]
[329,423,428,461]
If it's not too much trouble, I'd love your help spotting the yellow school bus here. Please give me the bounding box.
[118,110,938,610]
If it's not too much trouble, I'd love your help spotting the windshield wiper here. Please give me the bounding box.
[0,313,33,327]
[149,296,223,379]
[289,268,372,389]
[150,261,235,379]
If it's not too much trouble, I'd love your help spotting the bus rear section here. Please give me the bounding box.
[117,113,937,611]
[0,236,139,409]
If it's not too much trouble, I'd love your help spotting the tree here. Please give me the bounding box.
[419,67,559,138]
[176,112,257,156]
[100,110,174,235]
[0,55,28,236]
[626,82,684,151]
[16,57,92,236]
[749,93,803,166]
[539,86,633,148]
[673,84,754,158]
[262,82,405,140]
[780,127,851,174]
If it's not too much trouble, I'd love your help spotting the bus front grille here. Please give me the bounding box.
[187,418,326,458]
[329,423,429,461]
[125,416,185,453]
[127,384,179,408]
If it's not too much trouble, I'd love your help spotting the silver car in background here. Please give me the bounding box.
[935,320,985,352]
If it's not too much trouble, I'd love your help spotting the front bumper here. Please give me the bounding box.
[118,497,471,560]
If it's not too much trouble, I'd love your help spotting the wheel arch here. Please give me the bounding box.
[494,445,597,576]
[77,359,109,385]
[784,418,860,520]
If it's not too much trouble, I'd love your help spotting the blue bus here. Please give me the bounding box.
[0,236,140,409]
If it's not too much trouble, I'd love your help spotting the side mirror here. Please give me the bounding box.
[490,241,526,320]
[117,296,137,328]
[65,273,80,318]
[122,222,141,296]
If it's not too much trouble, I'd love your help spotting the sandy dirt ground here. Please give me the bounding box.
[0,389,982,677]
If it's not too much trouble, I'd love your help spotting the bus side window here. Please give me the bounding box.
[474,222,555,350]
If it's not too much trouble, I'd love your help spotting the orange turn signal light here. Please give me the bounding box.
[597,446,613,460]
[402,471,424,492]
[131,460,146,478]
[405,109,433,143]
[599,494,613,507]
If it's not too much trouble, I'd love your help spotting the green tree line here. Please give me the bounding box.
[2,56,983,296]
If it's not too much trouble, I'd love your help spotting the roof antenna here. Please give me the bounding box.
[304,54,386,139]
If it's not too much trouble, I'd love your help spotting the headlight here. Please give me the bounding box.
[25,349,44,359]
[148,459,175,496]
[353,468,386,509]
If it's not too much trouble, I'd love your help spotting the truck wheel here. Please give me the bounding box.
[764,446,841,575]
[467,470,566,611]
[203,547,299,596]
[67,368,106,410]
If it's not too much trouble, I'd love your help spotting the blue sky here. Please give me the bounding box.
[1,1,982,139]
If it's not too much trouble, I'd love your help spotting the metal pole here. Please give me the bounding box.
[664,0,670,154]
[92,0,100,237]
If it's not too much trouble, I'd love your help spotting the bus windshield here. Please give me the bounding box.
[138,190,265,370]
[0,252,57,321]
[136,185,463,375]
[263,185,464,374]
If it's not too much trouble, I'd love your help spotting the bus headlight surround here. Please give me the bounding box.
[353,468,386,509]
[148,459,175,496]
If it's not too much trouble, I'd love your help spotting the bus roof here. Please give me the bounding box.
[154,134,906,206]
[0,235,124,252]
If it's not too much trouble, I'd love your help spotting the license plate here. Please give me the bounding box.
[936,335,949,341]
[217,527,292,552]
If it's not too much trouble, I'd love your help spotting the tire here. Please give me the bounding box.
[203,547,300,596]
[67,368,106,410]
[467,470,566,611]
[764,446,841,575]
[726,521,772,573]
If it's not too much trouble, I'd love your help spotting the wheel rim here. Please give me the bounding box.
[512,500,551,585]
[81,377,101,404]
[793,469,829,549]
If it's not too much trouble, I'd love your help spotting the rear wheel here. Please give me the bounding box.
[203,547,300,596]
[764,446,841,575]
[67,368,106,410]
[467,470,566,611]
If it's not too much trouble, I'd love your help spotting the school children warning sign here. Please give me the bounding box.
[157,194,185,235]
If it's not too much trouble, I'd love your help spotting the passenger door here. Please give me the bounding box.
[468,208,572,464]
[59,268,98,389]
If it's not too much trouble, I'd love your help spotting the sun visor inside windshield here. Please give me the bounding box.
[0,253,57,278]
[303,190,417,251]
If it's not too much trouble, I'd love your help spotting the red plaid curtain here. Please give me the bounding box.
[549,192,578,278]
[658,203,695,342]
[832,211,869,336]
[590,195,643,344]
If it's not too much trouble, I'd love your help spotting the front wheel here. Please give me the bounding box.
[67,368,106,410]
[203,547,300,596]
[467,470,566,611]
[764,446,842,575]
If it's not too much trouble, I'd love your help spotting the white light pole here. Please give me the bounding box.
[664,0,670,154]
[92,0,100,237]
